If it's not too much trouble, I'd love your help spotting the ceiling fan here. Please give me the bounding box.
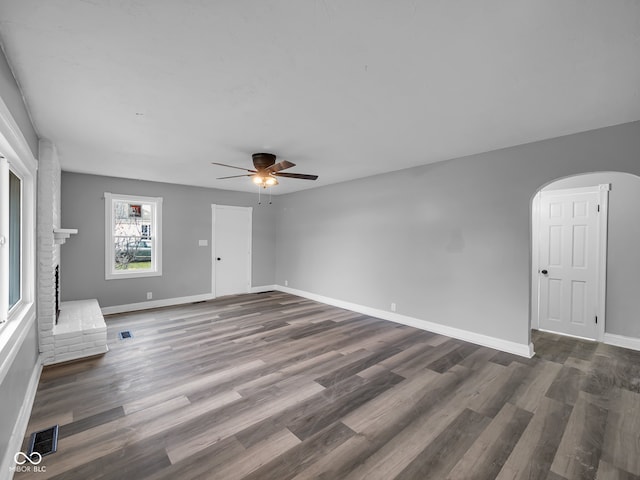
[212,153,318,188]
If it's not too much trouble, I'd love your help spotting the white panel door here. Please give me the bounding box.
[212,205,252,297]
[538,189,600,339]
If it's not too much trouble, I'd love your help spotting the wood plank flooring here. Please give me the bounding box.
[16,292,640,479]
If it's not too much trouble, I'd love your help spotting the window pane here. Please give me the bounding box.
[9,171,21,308]
[113,200,153,271]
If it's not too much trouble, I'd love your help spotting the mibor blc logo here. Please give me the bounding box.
[10,452,46,473]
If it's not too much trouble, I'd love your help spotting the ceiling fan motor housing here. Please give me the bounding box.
[252,152,276,170]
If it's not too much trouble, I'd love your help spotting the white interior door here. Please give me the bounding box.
[537,187,604,340]
[212,205,252,297]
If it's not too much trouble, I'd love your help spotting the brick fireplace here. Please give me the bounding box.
[37,140,107,365]
[37,140,61,365]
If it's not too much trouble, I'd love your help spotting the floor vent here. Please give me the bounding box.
[192,301,206,304]
[255,290,275,294]
[119,330,133,340]
[28,425,59,457]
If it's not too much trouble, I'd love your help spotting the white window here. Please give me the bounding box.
[1,155,30,325]
[8,170,21,309]
[0,157,22,322]
[105,192,162,280]
[0,105,36,353]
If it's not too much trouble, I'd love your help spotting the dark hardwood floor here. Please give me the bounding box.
[17,292,640,479]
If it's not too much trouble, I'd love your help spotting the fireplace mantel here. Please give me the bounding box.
[53,228,78,245]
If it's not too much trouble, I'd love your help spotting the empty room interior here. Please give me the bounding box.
[1,1,640,479]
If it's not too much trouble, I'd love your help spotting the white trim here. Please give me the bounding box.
[541,185,608,196]
[0,308,36,385]
[250,285,277,293]
[603,333,640,352]
[531,191,541,330]
[0,355,42,479]
[101,285,534,356]
[0,157,8,324]
[0,96,37,320]
[0,96,37,174]
[595,184,609,342]
[211,204,253,298]
[0,145,36,330]
[531,184,609,341]
[211,204,216,297]
[276,285,534,358]
[101,292,216,315]
[104,192,163,280]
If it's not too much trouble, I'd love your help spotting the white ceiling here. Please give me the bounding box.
[0,1,639,194]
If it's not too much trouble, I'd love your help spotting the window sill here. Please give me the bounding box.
[0,301,36,384]
[105,269,163,281]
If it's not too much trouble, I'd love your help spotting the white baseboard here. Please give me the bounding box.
[275,285,534,358]
[100,287,281,315]
[1,357,42,479]
[101,293,216,315]
[99,285,535,357]
[603,332,640,352]
[250,285,278,294]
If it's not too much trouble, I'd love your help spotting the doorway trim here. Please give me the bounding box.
[531,183,610,341]
[211,204,253,298]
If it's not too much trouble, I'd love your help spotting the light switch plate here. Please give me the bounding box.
[198,239,208,247]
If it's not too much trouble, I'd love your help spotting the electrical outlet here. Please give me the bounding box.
[146,292,153,300]
[390,303,396,312]
[285,280,288,287]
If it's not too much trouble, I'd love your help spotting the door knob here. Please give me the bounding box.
[217,257,221,261]
[540,269,548,275]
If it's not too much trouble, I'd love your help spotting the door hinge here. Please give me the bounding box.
[595,315,598,324]
[597,204,600,212]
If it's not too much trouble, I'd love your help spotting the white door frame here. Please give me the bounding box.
[531,184,610,341]
[211,204,252,298]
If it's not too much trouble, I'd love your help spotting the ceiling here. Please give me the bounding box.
[0,1,639,195]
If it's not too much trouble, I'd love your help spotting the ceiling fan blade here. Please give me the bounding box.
[217,174,253,180]
[264,160,295,174]
[211,162,256,173]
[274,172,319,180]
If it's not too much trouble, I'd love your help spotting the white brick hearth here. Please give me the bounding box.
[53,300,108,363]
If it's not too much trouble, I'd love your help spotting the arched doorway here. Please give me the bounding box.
[530,171,640,350]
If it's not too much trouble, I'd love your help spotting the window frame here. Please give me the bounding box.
[7,168,22,311]
[1,157,26,323]
[0,155,9,324]
[0,152,34,329]
[0,98,37,386]
[104,192,163,280]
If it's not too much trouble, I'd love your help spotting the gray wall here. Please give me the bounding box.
[0,321,39,459]
[275,121,640,347]
[61,172,276,307]
[0,44,38,158]
[0,45,40,469]
[543,172,640,337]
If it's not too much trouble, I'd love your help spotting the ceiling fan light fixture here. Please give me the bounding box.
[252,174,278,187]
[265,176,278,186]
